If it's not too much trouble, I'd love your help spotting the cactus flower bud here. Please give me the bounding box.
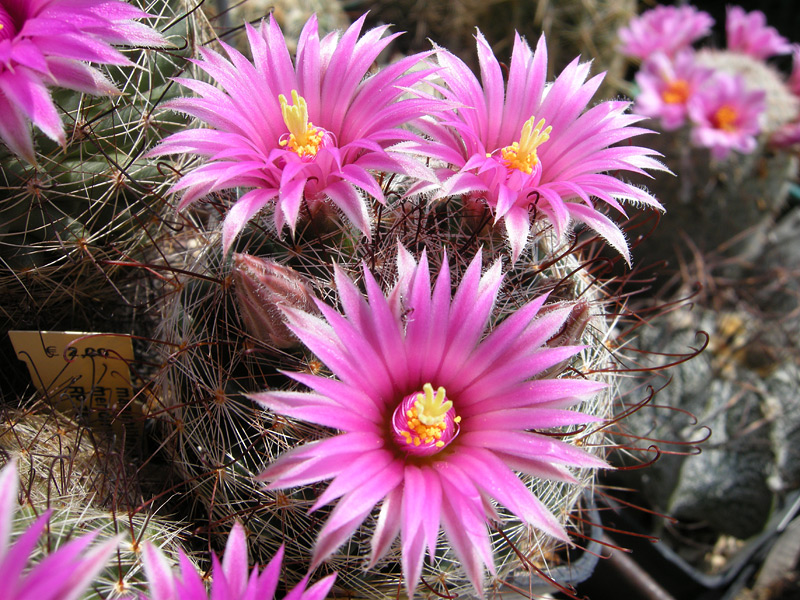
[232,253,319,349]
[538,299,593,379]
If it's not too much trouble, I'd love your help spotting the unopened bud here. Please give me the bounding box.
[232,253,319,349]
[540,300,593,378]
[545,299,591,349]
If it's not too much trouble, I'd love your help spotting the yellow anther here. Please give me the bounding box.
[454,416,462,424]
[278,90,325,158]
[500,116,552,174]
[435,441,445,448]
[712,105,739,132]
[661,79,690,105]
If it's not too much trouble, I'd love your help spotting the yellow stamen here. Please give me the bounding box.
[661,79,690,105]
[278,90,325,158]
[712,105,739,132]
[500,116,552,174]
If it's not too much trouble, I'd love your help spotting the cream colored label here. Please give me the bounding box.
[9,331,135,430]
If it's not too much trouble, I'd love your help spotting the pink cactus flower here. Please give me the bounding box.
[618,5,714,61]
[688,72,765,160]
[0,460,120,600]
[770,120,800,148]
[726,6,791,60]
[148,14,441,253]
[0,0,165,163]
[252,246,609,597]
[635,51,714,130]
[140,522,336,600]
[412,33,664,263]
[787,45,800,97]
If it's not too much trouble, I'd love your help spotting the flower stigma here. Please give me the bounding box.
[498,116,552,174]
[661,79,690,104]
[278,89,326,158]
[711,104,739,131]
[391,383,460,457]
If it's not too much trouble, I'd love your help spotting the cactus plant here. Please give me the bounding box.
[0,2,670,598]
[0,0,209,343]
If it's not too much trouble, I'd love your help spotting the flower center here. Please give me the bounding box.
[499,116,552,175]
[711,105,739,131]
[661,79,690,104]
[278,90,326,159]
[0,6,17,41]
[391,383,460,457]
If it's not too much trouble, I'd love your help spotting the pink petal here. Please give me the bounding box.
[221,523,249,598]
[450,447,568,540]
[222,188,278,254]
[461,430,609,469]
[0,90,36,163]
[141,542,177,600]
[0,460,17,562]
[0,68,64,146]
[400,465,429,595]
[310,449,397,511]
[254,544,284,600]
[311,461,403,567]
[368,486,403,567]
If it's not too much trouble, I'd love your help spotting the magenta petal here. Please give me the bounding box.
[222,189,278,254]
[419,467,442,564]
[400,465,429,596]
[0,511,51,591]
[0,69,64,146]
[568,202,631,264]
[253,390,373,432]
[461,430,608,469]
[312,461,403,567]
[46,58,118,95]
[177,551,207,599]
[258,432,385,487]
[451,447,568,539]
[142,542,178,600]
[298,573,337,600]
[0,460,17,562]
[255,544,284,600]
[497,451,578,483]
[221,522,249,598]
[284,371,382,423]
[310,449,396,511]
[503,207,531,263]
[472,379,607,413]
[468,407,603,430]
[51,535,121,600]
[368,486,403,567]
[0,92,36,163]
[324,180,371,237]
[435,463,495,595]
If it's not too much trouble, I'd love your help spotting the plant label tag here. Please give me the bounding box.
[9,331,135,432]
